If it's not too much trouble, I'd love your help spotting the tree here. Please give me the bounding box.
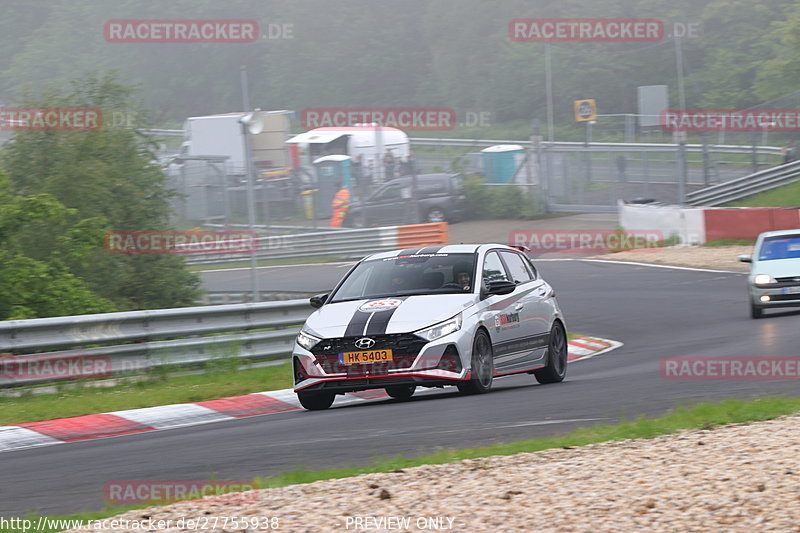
[2,72,201,311]
[0,170,115,320]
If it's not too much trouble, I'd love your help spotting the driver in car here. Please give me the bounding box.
[453,263,472,291]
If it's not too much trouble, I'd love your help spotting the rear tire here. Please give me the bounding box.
[297,391,335,410]
[385,385,416,400]
[534,322,568,384]
[458,330,494,395]
[426,207,447,223]
[750,301,763,319]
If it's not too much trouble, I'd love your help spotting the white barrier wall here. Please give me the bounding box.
[618,201,707,245]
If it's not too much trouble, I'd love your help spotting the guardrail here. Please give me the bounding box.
[686,160,800,206]
[182,222,448,264]
[142,128,783,157]
[0,300,315,388]
[200,291,321,304]
[411,138,783,156]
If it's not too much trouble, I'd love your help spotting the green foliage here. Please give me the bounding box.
[0,171,115,319]
[463,175,540,219]
[1,72,201,312]
[726,179,800,207]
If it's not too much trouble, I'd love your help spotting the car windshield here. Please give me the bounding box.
[758,235,800,261]
[330,252,476,302]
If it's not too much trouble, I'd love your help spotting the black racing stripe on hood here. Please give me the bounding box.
[365,303,400,335]
[344,309,372,337]
[343,297,408,337]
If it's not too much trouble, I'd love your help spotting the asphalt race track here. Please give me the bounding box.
[2,260,799,516]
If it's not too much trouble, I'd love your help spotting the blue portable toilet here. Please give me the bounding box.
[481,144,524,183]
[313,155,352,218]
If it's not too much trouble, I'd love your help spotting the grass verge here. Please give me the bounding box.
[0,362,292,426]
[703,238,755,247]
[4,396,800,532]
[726,179,800,207]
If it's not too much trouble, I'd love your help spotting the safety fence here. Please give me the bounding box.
[0,300,314,388]
[181,222,448,264]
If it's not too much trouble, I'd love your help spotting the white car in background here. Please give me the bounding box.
[739,229,800,318]
[292,244,567,410]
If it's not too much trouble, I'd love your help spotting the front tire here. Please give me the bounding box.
[385,385,416,400]
[534,322,568,384]
[297,391,335,410]
[458,330,494,395]
[750,301,763,319]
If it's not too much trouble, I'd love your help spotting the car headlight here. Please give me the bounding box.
[754,274,777,285]
[296,329,321,350]
[415,313,462,342]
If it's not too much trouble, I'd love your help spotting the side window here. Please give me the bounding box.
[375,184,402,201]
[419,179,447,196]
[500,251,533,284]
[481,252,510,290]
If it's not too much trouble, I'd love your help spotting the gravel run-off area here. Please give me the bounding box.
[66,415,800,532]
[587,245,754,271]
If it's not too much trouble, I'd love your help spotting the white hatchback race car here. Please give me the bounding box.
[292,244,568,410]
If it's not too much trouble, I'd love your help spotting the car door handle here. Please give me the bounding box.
[515,304,524,311]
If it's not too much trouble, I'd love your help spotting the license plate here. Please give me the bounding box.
[340,349,393,364]
[783,286,800,295]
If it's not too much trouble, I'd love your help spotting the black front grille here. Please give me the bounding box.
[775,276,800,283]
[310,333,428,376]
[767,294,800,302]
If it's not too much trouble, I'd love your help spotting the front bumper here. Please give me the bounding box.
[749,280,800,308]
[292,331,470,393]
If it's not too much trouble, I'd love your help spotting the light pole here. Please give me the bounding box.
[545,43,555,143]
[239,110,264,302]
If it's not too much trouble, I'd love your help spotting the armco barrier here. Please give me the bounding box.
[686,160,800,207]
[182,223,448,264]
[0,300,314,388]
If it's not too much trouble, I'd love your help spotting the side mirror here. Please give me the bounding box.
[483,280,516,297]
[738,254,752,263]
[309,293,329,308]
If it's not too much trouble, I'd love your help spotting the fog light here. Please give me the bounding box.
[760,295,770,303]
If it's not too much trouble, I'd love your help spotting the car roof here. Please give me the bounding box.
[364,243,518,261]
[758,229,800,239]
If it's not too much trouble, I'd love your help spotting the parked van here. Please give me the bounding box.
[286,124,410,182]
